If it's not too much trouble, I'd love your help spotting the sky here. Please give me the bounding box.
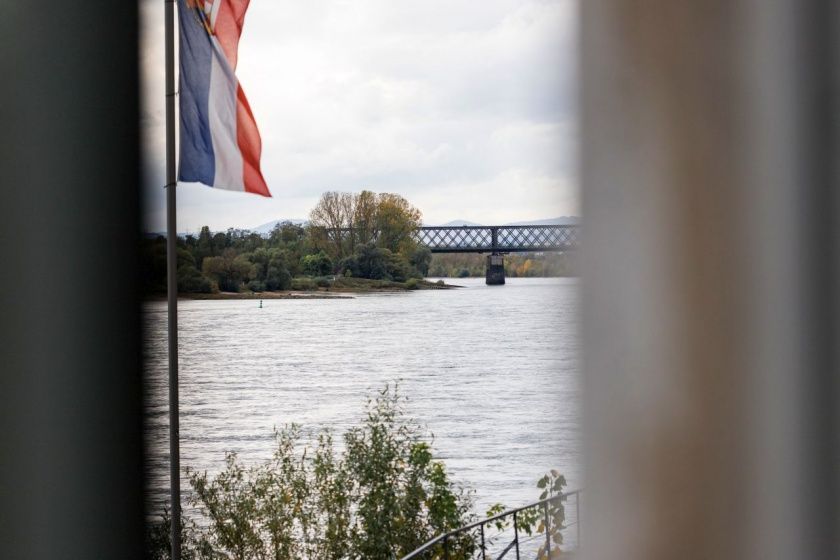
[141,0,578,233]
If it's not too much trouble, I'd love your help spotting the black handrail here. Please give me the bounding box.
[399,489,581,560]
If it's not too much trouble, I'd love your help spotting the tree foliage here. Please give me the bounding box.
[202,249,255,293]
[141,191,432,295]
[427,252,577,278]
[338,243,407,282]
[301,251,333,277]
[148,386,475,560]
[308,190,424,266]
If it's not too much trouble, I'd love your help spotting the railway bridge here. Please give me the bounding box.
[414,225,580,285]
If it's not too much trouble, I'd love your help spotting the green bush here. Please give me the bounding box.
[247,280,265,292]
[178,264,215,293]
[266,264,292,291]
[148,386,476,560]
[405,278,419,290]
[315,276,332,288]
[301,251,333,277]
[483,470,568,558]
[408,245,432,276]
[291,277,317,291]
[202,249,255,292]
[339,243,415,282]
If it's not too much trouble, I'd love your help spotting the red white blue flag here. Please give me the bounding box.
[178,0,271,196]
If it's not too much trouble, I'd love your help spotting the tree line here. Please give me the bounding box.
[427,252,577,278]
[141,191,432,294]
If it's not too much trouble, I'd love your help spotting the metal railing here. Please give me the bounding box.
[400,490,581,560]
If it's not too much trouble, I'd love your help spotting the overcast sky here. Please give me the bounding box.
[141,0,578,233]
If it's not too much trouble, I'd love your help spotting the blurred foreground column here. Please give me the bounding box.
[580,2,838,559]
[0,3,143,559]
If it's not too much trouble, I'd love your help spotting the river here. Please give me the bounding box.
[143,276,580,530]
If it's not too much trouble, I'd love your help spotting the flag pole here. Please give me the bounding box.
[164,1,181,559]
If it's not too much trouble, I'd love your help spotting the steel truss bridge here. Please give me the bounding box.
[414,225,579,254]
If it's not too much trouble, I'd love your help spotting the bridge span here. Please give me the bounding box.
[415,225,579,285]
[415,224,579,254]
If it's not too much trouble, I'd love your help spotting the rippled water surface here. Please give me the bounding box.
[144,277,580,520]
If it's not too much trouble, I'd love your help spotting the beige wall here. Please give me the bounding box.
[580,2,838,558]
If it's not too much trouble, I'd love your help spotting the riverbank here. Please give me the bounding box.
[328,277,460,292]
[146,277,461,300]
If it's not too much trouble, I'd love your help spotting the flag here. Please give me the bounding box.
[177,0,270,196]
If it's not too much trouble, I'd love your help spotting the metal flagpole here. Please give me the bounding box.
[164,0,181,559]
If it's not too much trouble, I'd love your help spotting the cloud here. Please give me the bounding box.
[140,0,578,231]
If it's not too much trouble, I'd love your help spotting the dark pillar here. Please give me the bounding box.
[486,253,506,285]
[0,3,143,559]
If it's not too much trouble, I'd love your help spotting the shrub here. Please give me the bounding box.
[315,276,332,288]
[339,243,388,280]
[247,280,265,292]
[265,264,292,291]
[301,251,333,277]
[408,245,432,277]
[202,249,255,292]
[405,278,419,290]
[291,277,317,291]
[178,264,214,293]
[148,386,476,560]
[339,243,414,282]
[483,470,567,559]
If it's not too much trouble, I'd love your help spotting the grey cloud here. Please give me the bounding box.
[141,0,578,231]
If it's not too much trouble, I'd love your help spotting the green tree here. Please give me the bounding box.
[194,226,214,269]
[202,249,255,292]
[265,250,292,291]
[212,232,228,254]
[269,221,307,251]
[178,267,214,293]
[339,243,389,280]
[408,245,432,277]
[340,243,414,282]
[301,251,333,277]
[246,247,271,280]
[343,387,473,558]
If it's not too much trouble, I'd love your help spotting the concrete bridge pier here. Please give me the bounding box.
[485,253,505,285]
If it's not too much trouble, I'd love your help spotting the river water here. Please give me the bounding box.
[144,277,580,530]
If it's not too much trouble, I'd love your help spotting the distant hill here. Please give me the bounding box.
[429,217,579,227]
[436,219,484,227]
[504,216,580,226]
[251,218,308,234]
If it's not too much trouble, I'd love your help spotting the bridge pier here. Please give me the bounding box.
[485,254,505,285]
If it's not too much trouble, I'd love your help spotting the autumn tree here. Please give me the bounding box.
[353,190,378,245]
[309,191,350,261]
[373,193,422,255]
